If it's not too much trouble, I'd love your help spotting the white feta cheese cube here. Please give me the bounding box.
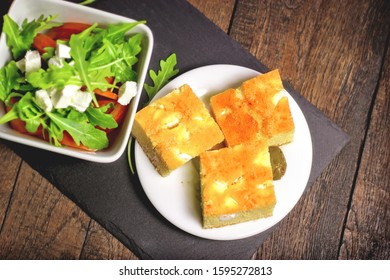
[62,84,81,96]
[51,91,72,109]
[51,85,79,109]
[48,56,64,68]
[24,50,41,74]
[117,81,137,105]
[70,91,93,112]
[35,89,53,112]
[56,43,71,59]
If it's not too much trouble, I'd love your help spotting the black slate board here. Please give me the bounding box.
[2,0,349,259]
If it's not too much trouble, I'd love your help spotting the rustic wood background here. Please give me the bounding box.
[0,0,389,259]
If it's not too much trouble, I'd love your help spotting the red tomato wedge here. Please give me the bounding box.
[46,22,92,40]
[105,76,115,84]
[94,88,118,100]
[33,33,57,54]
[9,118,43,137]
[93,77,118,99]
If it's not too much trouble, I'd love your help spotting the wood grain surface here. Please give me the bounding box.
[339,38,390,260]
[0,0,389,260]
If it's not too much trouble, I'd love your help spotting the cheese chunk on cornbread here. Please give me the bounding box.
[132,84,225,177]
[210,69,294,147]
[200,141,276,228]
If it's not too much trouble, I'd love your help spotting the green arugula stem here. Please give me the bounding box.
[90,82,119,91]
[78,0,96,5]
[127,136,135,175]
[0,106,18,125]
[89,57,130,72]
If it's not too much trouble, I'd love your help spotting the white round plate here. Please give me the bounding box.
[135,64,312,240]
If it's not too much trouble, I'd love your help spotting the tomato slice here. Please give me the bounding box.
[32,33,57,54]
[94,88,118,100]
[93,77,118,99]
[46,22,92,40]
[105,76,115,84]
[110,102,127,125]
[9,118,44,137]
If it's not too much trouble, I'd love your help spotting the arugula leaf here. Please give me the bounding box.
[89,34,142,84]
[69,24,98,104]
[89,67,114,91]
[89,39,116,69]
[0,92,43,133]
[17,92,43,133]
[46,120,62,146]
[41,46,55,61]
[124,34,143,64]
[46,111,109,150]
[2,15,24,59]
[26,62,76,90]
[116,34,142,82]
[110,41,137,83]
[0,61,21,102]
[2,14,60,59]
[105,21,146,44]
[21,14,60,36]
[85,105,118,129]
[67,108,89,123]
[144,53,179,101]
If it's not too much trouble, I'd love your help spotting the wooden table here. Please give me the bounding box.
[0,0,389,260]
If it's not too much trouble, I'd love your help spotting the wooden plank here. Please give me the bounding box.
[187,0,236,33]
[80,221,138,259]
[227,0,390,259]
[339,41,390,259]
[0,143,21,229]
[0,161,90,259]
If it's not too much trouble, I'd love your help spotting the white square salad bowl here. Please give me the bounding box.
[0,0,153,162]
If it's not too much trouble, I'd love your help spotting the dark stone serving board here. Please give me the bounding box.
[2,0,349,259]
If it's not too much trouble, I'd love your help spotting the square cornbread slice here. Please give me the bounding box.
[200,141,276,228]
[210,69,295,147]
[132,84,225,177]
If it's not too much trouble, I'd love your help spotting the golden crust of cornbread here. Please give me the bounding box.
[200,141,276,228]
[132,84,225,177]
[210,69,295,147]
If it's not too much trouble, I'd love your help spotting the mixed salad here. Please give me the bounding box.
[0,14,145,151]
